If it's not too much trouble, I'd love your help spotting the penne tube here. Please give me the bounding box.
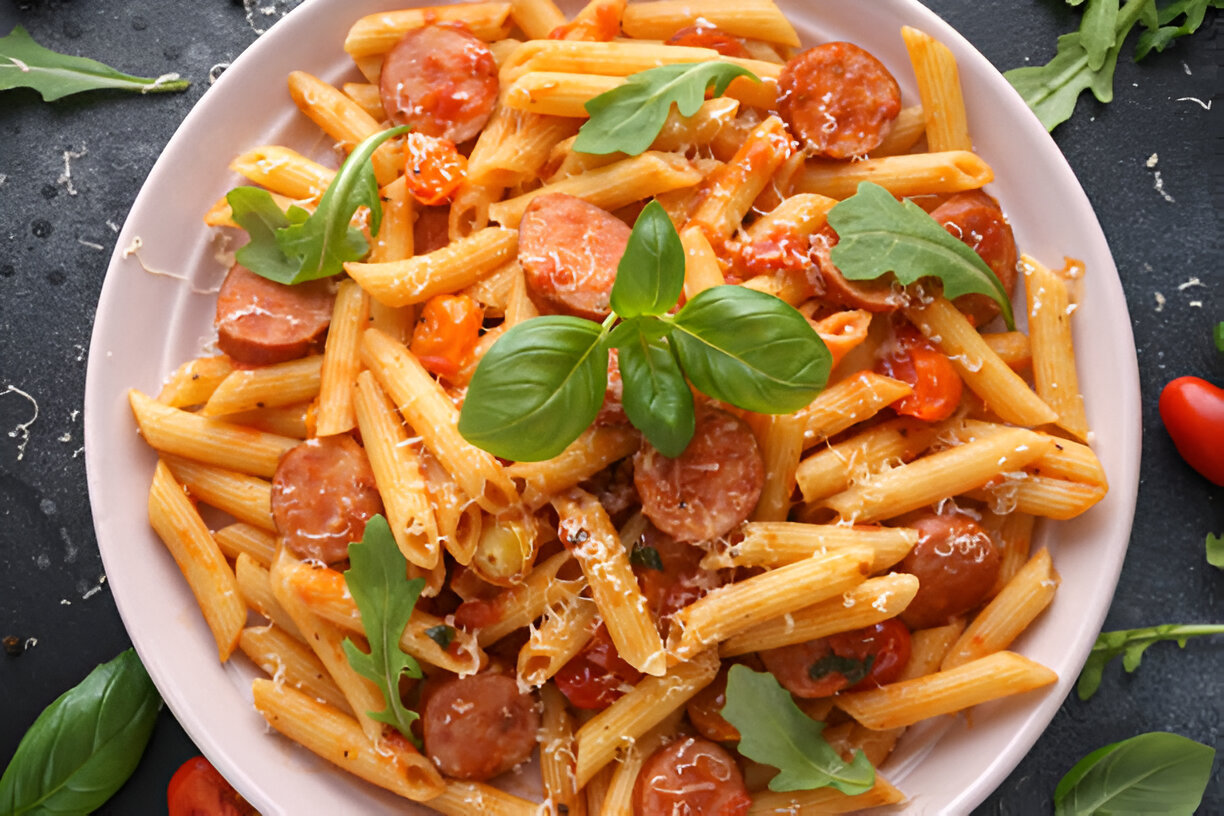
[574,649,720,788]
[507,425,640,509]
[503,71,620,117]
[346,227,518,308]
[316,281,370,436]
[747,775,906,814]
[823,721,904,769]
[795,417,940,504]
[370,176,415,264]
[286,71,399,185]
[517,594,598,687]
[204,189,308,229]
[869,104,926,157]
[967,473,1108,520]
[229,145,334,201]
[147,461,245,662]
[214,523,277,567]
[823,428,1055,522]
[224,402,311,439]
[982,330,1033,370]
[236,553,305,643]
[835,651,1058,730]
[719,573,919,656]
[419,450,484,566]
[680,224,725,299]
[601,709,686,814]
[201,355,323,417]
[902,26,972,153]
[669,546,874,661]
[748,412,805,522]
[1024,254,1089,440]
[942,548,1059,670]
[687,116,792,241]
[704,521,918,572]
[162,454,274,532]
[741,267,811,306]
[792,150,993,200]
[342,81,384,121]
[900,619,966,681]
[813,310,873,371]
[950,419,1106,486]
[538,683,583,814]
[467,106,578,189]
[796,371,913,447]
[745,193,837,243]
[449,182,498,240]
[157,355,234,407]
[427,780,547,816]
[473,551,580,645]
[621,0,801,46]
[238,624,352,714]
[130,390,298,478]
[988,511,1035,596]
[344,3,513,58]
[510,0,567,39]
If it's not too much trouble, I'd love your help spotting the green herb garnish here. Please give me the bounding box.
[342,514,426,746]
[1206,533,1224,569]
[1005,0,1223,131]
[0,649,160,815]
[1214,321,1224,353]
[1077,623,1224,700]
[720,665,874,794]
[629,543,664,571]
[0,25,188,100]
[573,61,759,156]
[808,654,875,688]
[827,182,1016,329]
[1053,731,1214,815]
[229,125,408,284]
[458,201,829,461]
[425,624,456,651]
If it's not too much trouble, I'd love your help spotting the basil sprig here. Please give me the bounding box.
[573,61,759,156]
[828,181,1016,329]
[1076,622,1224,700]
[1054,732,1214,816]
[228,125,409,285]
[0,649,160,815]
[458,201,830,461]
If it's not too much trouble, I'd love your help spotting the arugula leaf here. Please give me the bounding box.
[1076,623,1224,700]
[425,624,456,651]
[1214,321,1224,353]
[458,316,608,462]
[629,543,664,571]
[615,325,695,457]
[228,125,408,285]
[1207,533,1224,569]
[1053,732,1214,816]
[1080,0,1120,71]
[574,61,759,156]
[827,182,1016,329]
[0,26,188,100]
[720,665,875,794]
[0,649,160,815]
[609,200,685,319]
[342,515,427,745]
[1135,0,1222,60]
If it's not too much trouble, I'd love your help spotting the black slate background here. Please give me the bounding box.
[0,1,1220,813]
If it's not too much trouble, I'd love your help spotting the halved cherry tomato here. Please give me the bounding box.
[760,619,911,698]
[554,623,643,710]
[825,619,911,691]
[404,132,467,206]
[876,325,963,421]
[1159,376,1224,486]
[409,294,484,379]
[167,756,257,816]
[685,663,741,741]
[665,23,751,57]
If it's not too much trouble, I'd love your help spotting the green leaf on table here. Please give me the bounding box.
[342,515,426,746]
[1076,623,1224,700]
[1004,27,1120,131]
[609,200,685,319]
[1206,533,1224,569]
[1080,0,1119,71]
[574,61,759,156]
[1135,0,1222,60]
[0,25,188,100]
[458,316,608,461]
[720,665,875,794]
[671,285,830,414]
[0,648,161,816]
[827,182,1016,328]
[1213,321,1224,353]
[1053,732,1214,816]
[615,324,695,457]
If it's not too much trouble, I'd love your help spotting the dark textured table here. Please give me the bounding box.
[1,2,1220,813]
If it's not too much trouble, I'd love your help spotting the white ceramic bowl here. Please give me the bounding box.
[84,1,1141,813]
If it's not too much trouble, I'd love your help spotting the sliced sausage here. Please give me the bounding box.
[634,407,765,543]
[379,24,498,144]
[896,510,1001,629]
[809,226,904,312]
[779,42,902,159]
[928,191,1019,326]
[421,672,539,780]
[666,24,751,58]
[413,205,451,255]
[271,435,383,564]
[214,264,334,365]
[518,193,631,320]
[633,737,751,816]
[633,527,723,619]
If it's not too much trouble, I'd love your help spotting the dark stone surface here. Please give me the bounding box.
[0,2,1219,814]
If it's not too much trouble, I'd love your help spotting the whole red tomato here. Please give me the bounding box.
[1159,376,1224,486]
[167,756,258,816]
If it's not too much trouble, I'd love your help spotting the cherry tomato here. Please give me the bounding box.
[167,756,257,816]
[876,325,963,422]
[1159,376,1224,486]
[665,24,751,57]
[409,294,484,379]
[404,132,467,206]
[554,623,643,710]
[632,532,718,619]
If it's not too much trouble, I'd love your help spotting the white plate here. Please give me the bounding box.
[84,1,1141,813]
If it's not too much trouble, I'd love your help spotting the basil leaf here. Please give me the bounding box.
[616,327,695,457]
[0,648,160,815]
[342,515,426,745]
[1080,0,1118,71]
[827,182,1016,329]
[459,316,608,461]
[808,654,874,688]
[629,543,664,571]
[1076,623,1224,700]
[0,26,188,100]
[609,200,685,319]
[276,125,408,283]
[425,624,456,651]
[1207,533,1224,569]
[671,286,829,414]
[1053,732,1214,816]
[721,665,875,794]
[228,187,307,284]
[574,61,758,156]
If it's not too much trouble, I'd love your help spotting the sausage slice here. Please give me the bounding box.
[779,42,902,159]
[214,264,334,365]
[633,737,751,816]
[422,673,539,780]
[379,24,499,144]
[271,435,384,564]
[928,191,1019,326]
[518,193,631,320]
[896,510,1001,629]
[633,407,764,542]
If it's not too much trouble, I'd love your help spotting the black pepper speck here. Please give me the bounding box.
[31,219,52,238]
